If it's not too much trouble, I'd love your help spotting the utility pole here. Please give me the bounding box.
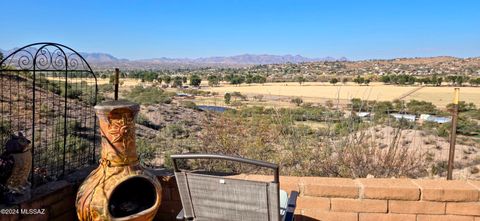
[114,68,120,100]
[447,88,459,180]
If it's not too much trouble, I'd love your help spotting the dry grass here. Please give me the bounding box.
[50,78,480,108]
[205,82,480,108]
[46,77,142,86]
[207,82,415,102]
[406,87,480,108]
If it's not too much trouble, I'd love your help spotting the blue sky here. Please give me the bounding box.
[0,0,479,60]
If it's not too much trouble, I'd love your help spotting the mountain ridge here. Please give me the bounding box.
[0,47,346,65]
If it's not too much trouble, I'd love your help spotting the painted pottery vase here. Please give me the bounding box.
[76,100,162,221]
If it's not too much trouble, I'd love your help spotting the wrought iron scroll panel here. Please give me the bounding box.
[0,43,98,187]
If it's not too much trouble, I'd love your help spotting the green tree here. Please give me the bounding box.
[163,75,172,84]
[431,75,442,86]
[329,78,338,85]
[173,76,183,87]
[229,75,245,85]
[143,71,158,82]
[446,76,457,85]
[224,93,231,104]
[295,76,306,85]
[182,76,188,84]
[109,74,117,84]
[190,74,202,87]
[398,75,407,85]
[456,76,468,86]
[342,78,348,84]
[245,74,254,84]
[253,75,266,84]
[435,76,443,86]
[349,98,363,111]
[446,101,477,112]
[208,75,220,86]
[380,75,391,84]
[469,78,480,86]
[364,79,371,85]
[406,100,438,115]
[353,75,365,85]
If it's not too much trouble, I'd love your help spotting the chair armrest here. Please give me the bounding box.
[287,191,298,207]
[282,191,299,221]
[176,209,185,220]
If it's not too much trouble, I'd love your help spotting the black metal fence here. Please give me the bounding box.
[0,43,99,187]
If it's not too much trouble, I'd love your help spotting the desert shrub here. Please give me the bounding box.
[65,88,83,99]
[125,86,174,105]
[207,75,220,86]
[137,138,157,167]
[253,95,264,102]
[190,115,283,173]
[40,104,55,117]
[457,117,480,136]
[229,100,243,107]
[224,93,231,104]
[189,74,202,87]
[181,89,210,96]
[153,107,430,178]
[54,117,82,133]
[165,124,189,139]
[462,109,480,120]
[135,113,158,129]
[320,126,430,178]
[291,97,303,106]
[230,92,247,101]
[431,160,448,176]
[0,121,12,146]
[180,101,198,110]
[406,100,438,115]
[447,101,477,112]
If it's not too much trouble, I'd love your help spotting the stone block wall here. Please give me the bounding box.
[2,170,479,221]
[0,168,182,221]
[233,175,480,221]
[0,177,84,221]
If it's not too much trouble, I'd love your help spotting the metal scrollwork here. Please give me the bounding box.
[0,42,99,188]
[0,42,96,75]
[17,50,34,70]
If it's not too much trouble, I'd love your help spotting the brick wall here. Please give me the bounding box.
[2,170,478,221]
[0,168,183,221]
[154,175,182,221]
[151,174,480,221]
[0,166,93,221]
[232,175,480,221]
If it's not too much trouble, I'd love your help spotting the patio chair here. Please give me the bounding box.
[171,154,298,221]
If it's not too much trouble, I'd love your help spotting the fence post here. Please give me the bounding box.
[447,88,459,180]
[114,68,119,100]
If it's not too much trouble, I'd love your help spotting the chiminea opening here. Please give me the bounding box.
[108,177,157,218]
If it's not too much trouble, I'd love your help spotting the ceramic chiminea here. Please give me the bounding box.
[76,100,162,221]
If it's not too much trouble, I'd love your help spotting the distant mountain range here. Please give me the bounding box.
[138,54,348,65]
[0,47,347,69]
[0,47,127,63]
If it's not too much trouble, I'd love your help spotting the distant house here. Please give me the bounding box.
[419,114,451,124]
[176,92,194,98]
[355,112,372,118]
[390,113,416,122]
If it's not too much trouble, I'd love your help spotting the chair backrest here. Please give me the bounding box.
[172,154,281,221]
